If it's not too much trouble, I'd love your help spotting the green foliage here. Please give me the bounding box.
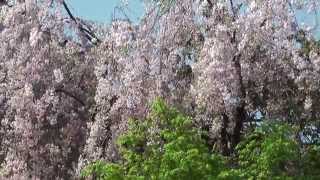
[81,100,320,180]
[80,161,124,180]
[237,123,299,179]
[221,122,320,180]
[81,98,226,180]
[301,145,320,179]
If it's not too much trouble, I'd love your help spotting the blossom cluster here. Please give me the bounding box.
[0,0,320,178]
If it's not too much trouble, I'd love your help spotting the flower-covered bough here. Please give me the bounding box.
[0,0,319,179]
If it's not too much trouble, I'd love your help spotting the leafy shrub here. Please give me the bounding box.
[81,161,124,180]
[81,98,226,180]
[301,144,320,179]
[235,123,299,179]
[81,99,320,180]
[221,123,320,179]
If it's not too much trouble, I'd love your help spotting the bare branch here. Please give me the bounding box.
[229,0,236,18]
[61,0,101,45]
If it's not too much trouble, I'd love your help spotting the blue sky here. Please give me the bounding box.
[67,0,144,23]
[67,1,319,37]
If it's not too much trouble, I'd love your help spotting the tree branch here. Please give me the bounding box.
[54,88,85,106]
[61,0,101,44]
[62,1,76,22]
[229,0,236,18]
[206,0,213,8]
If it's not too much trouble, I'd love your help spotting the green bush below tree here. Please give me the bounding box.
[81,99,320,180]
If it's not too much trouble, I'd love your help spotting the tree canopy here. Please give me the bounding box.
[0,0,320,179]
